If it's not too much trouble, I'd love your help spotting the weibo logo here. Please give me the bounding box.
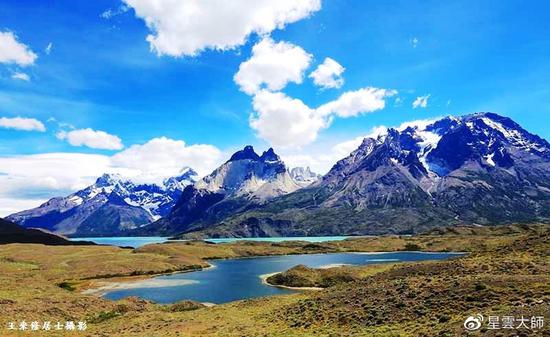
[464,314,484,331]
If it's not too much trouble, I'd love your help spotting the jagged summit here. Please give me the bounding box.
[195,146,295,196]
[324,112,549,181]
[95,173,125,187]
[228,145,260,162]
[260,148,280,162]
[289,167,321,187]
[164,167,199,191]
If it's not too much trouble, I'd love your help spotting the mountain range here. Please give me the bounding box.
[7,112,550,238]
[170,112,550,237]
[7,168,198,236]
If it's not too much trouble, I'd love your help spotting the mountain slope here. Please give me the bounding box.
[0,218,94,245]
[7,168,198,236]
[179,112,550,238]
[141,146,301,235]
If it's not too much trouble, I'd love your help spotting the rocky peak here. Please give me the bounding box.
[260,148,280,162]
[228,145,260,162]
[164,167,199,191]
[94,173,125,187]
[289,167,321,187]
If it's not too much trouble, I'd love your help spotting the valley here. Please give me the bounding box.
[0,224,548,336]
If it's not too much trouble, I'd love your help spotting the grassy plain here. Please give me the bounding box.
[0,224,548,336]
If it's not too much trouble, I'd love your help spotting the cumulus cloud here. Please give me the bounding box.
[0,137,224,216]
[123,0,321,57]
[309,57,345,89]
[250,87,395,148]
[0,117,45,132]
[0,31,37,66]
[250,90,326,148]
[281,120,427,176]
[412,94,430,108]
[111,137,222,181]
[280,126,388,175]
[0,153,113,216]
[56,128,124,150]
[11,72,30,81]
[317,87,396,118]
[234,38,312,95]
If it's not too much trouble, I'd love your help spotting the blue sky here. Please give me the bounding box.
[0,0,549,214]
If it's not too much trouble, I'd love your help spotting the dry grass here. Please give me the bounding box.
[0,224,548,336]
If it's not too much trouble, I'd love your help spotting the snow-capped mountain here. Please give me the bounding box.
[7,168,198,236]
[289,166,321,187]
[141,146,301,235]
[178,112,550,238]
[194,146,300,199]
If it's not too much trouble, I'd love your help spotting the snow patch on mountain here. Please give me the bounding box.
[194,146,300,200]
[7,168,198,232]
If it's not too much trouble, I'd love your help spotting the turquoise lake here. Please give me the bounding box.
[70,236,353,248]
[102,251,464,304]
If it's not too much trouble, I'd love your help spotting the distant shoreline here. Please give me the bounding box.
[82,263,215,296]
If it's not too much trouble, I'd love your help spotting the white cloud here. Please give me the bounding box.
[123,0,321,57]
[234,38,312,95]
[411,37,419,48]
[317,87,397,118]
[101,5,130,19]
[0,31,37,66]
[11,72,30,81]
[45,42,53,55]
[396,117,439,131]
[250,90,326,148]
[0,137,224,216]
[309,57,345,89]
[56,128,124,150]
[412,94,430,108]
[280,126,387,175]
[281,118,445,176]
[0,153,113,216]
[250,87,395,148]
[111,137,222,181]
[0,117,45,132]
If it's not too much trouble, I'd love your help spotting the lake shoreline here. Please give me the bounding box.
[259,272,324,291]
[91,251,465,304]
[81,262,215,296]
[81,250,465,299]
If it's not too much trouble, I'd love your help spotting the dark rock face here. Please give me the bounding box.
[228,145,260,162]
[181,112,550,238]
[143,185,226,235]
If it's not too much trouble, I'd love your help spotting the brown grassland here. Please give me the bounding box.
[0,224,548,336]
